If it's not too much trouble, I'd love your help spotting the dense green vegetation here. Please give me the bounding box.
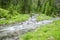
[20,20,60,40]
[0,0,59,14]
[0,8,29,25]
[0,0,60,25]
[0,14,29,25]
[0,0,60,40]
[36,14,52,21]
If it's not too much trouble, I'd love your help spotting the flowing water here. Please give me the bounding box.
[0,14,60,40]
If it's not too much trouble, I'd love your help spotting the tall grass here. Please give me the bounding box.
[0,0,58,15]
[40,0,57,16]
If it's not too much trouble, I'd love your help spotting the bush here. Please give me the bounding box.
[36,14,52,21]
[0,8,9,18]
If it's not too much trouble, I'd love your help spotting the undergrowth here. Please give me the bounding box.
[36,14,52,21]
[0,8,29,25]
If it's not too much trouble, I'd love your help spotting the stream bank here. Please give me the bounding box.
[0,14,60,40]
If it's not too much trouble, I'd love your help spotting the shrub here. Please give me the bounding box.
[0,8,9,18]
[36,14,52,21]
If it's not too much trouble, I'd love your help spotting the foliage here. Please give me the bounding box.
[0,14,29,25]
[0,0,11,9]
[0,0,60,25]
[0,8,9,18]
[0,0,59,15]
[20,20,60,40]
[36,14,52,21]
[41,0,57,16]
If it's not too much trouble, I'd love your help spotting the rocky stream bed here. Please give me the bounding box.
[0,14,60,40]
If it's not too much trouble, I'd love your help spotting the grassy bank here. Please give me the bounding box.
[36,14,52,21]
[20,20,60,40]
[0,14,29,25]
[0,8,30,25]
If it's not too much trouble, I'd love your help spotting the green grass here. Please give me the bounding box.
[36,14,52,21]
[0,14,29,25]
[0,8,30,25]
[20,20,60,40]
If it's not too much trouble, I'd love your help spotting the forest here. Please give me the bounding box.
[0,0,60,24]
[0,0,60,40]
